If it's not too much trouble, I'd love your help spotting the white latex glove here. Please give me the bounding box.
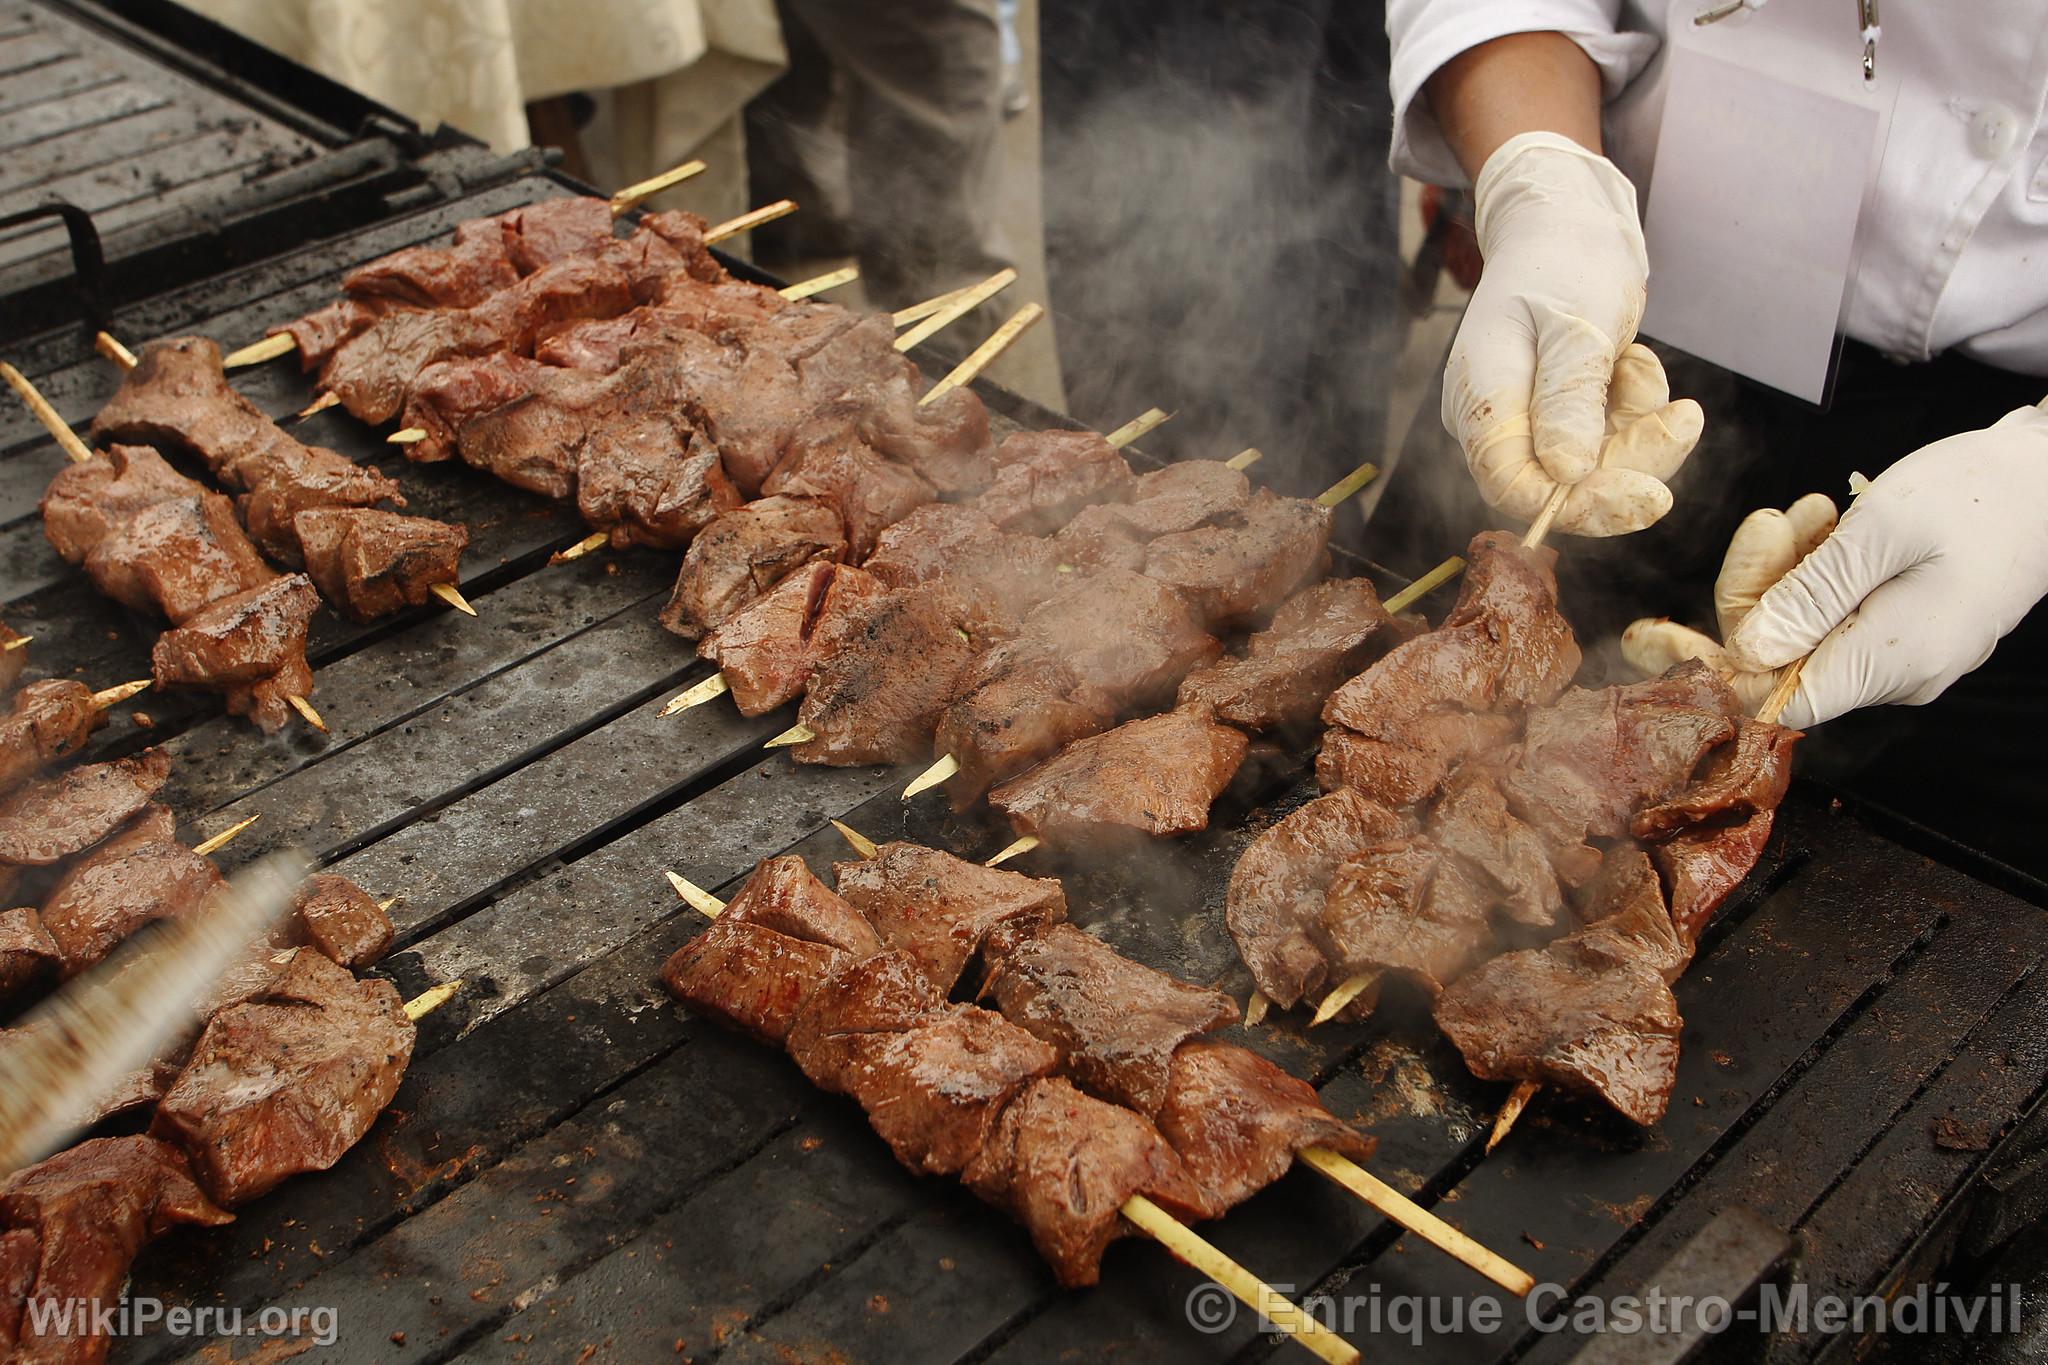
[1722,405,2048,729]
[1623,492,1839,714]
[1444,132,1704,537]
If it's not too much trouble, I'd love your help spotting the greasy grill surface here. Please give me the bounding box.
[1,175,2045,1365]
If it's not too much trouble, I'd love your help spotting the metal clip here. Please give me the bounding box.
[1858,0,1881,81]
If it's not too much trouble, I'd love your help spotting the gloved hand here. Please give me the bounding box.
[1444,131,1703,537]
[1718,405,2048,729]
[1623,492,1839,714]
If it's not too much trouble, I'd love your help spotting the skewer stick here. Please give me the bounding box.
[287,693,328,733]
[891,281,982,329]
[706,200,798,246]
[191,814,260,858]
[1313,462,1380,509]
[661,673,731,717]
[764,723,814,748]
[89,679,152,710]
[1487,1081,1539,1153]
[1309,971,1376,1027]
[1225,447,1262,471]
[780,266,859,301]
[0,362,93,464]
[1,637,29,652]
[1244,991,1270,1026]
[93,332,137,369]
[830,820,879,861]
[1522,484,1571,551]
[404,980,464,1021]
[902,754,959,800]
[1755,655,1806,726]
[895,269,1018,353]
[609,159,707,215]
[1104,407,1169,449]
[223,333,296,369]
[986,835,1039,867]
[1118,1193,1356,1364]
[1383,555,1465,615]
[665,869,728,917]
[297,392,340,419]
[388,428,427,445]
[550,531,614,565]
[1297,1147,1535,1296]
[429,582,478,616]
[921,303,1044,406]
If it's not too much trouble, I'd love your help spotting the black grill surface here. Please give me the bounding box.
[1,132,2045,1365]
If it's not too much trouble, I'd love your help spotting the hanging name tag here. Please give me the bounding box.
[1639,0,1897,404]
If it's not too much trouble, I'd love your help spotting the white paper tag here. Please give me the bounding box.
[1639,1,1895,403]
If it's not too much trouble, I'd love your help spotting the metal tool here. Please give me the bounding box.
[1694,0,1879,81]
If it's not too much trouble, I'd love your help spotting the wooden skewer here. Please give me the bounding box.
[1103,407,1169,449]
[1309,971,1376,1027]
[780,266,859,301]
[404,980,464,1021]
[0,362,92,465]
[661,672,731,718]
[1225,447,1262,471]
[297,391,340,419]
[659,864,1357,1361]
[93,332,137,369]
[430,582,478,616]
[895,269,1019,353]
[891,282,977,329]
[550,531,613,564]
[1756,655,1806,726]
[1,637,29,652]
[223,333,296,369]
[986,835,1039,867]
[920,302,1044,406]
[902,753,959,800]
[1296,1147,1535,1296]
[388,428,427,445]
[1487,1081,1539,1154]
[1314,462,1379,509]
[1522,483,1571,551]
[1244,992,1269,1026]
[287,694,328,733]
[830,819,880,861]
[191,813,260,858]
[609,159,707,215]
[89,679,151,710]
[706,200,797,246]
[764,723,813,748]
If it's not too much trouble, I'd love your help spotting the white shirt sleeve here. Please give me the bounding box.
[1387,0,1663,187]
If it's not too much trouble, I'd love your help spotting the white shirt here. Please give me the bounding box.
[1386,0,2048,376]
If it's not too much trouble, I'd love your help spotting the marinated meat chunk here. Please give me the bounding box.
[151,575,320,733]
[763,402,937,559]
[935,656,1117,804]
[861,383,993,497]
[660,916,848,1046]
[292,508,469,623]
[1430,766,1562,929]
[37,805,219,977]
[399,352,560,466]
[0,681,103,796]
[40,444,201,564]
[981,921,1236,1115]
[722,854,882,958]
[81,491,273,625]
[1047,460,1252,570]
[834,841,1067,993]
[1314,711,1518,812]
[962,1078,1204,1288]
[978,570,1220,710]
[1655,808,1777,950]
[1504,661,1740,858]
[0,750,172,868]
[1567,847,1691,981]
[792,588,977,766]
[283,874,395,968]
[1143,491,1333,629]
[576,424,739,551]
[1226,789,1413,1011]
[1632,719,1800,841]
[974,429,1137,534]
[699,563,887,716]
[1155,1041,1376,1215]
[1178,579,1406,732]
[787,952,1058,1177]
[1319,836,1494,996]
[660,496,847,640]
[989,708,1250,850]
[864,504,1066,641]
[0,1138,231,1362]
[0,908,59,1001]
[336,220,519,310]
[153,949,416,1206]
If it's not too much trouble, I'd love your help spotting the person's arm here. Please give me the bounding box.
[1425,32,1606,178]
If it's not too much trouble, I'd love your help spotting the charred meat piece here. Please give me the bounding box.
[282,874,395,968]
[533,281,799,370]
[1155,1040,1376,1217]
[1143,491,1333,630]
[791,587,978,766]
[787,952,1060,1178]
[834,841,1067,993]
[934,656,1118,804]
[151,575,320,733]
[1632,719,1800,841]
[699,563,888,716]
[1430,765,1563,930]
[0,750,171,869]
[721,854,882,958]
[1321,531,1580,807]
[40,444,206,563]
[860,383,994,497]
[1178,579,1408,732]
[0,681,103,797]
[1656,808,1777,950]
[1045,459,1251,571]
[1226,788,1413,1012]
[0,1137,231,1361]
[962,1077,1205,1289]
[82,491,274,626]
[974,429,1137,534]
[153,948,416,1206]
[981,921,1236,1115]
[399,352,562,466]
[0,908,59,1001]
[1433,848,1686,1126]
[660,496,847,640]
[989,708,1249,851]
[1504,660,1741,861]
[864,504,1067,641]
[661,915,849,1046]
[36,805,219,977]
[1319,835,1497,996]
[975,569,1221,711]
[763,401,937,560]
[293,508,468,623]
